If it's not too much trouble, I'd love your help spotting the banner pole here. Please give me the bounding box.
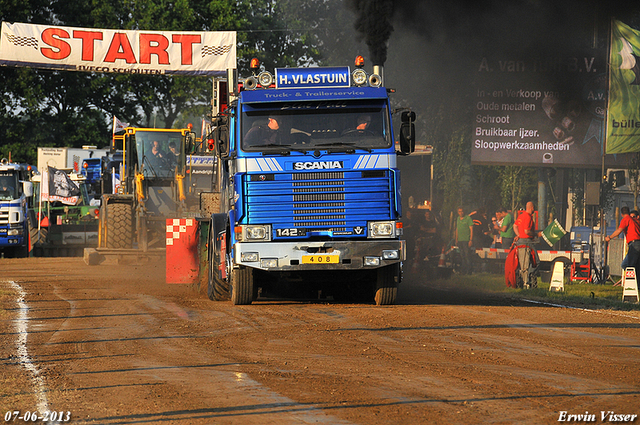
[601,17,615,280]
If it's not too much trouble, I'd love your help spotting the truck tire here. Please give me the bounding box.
[207,230,230,301]
[106,203,132,249]
[231,266,254,305]
[375,263,400,305]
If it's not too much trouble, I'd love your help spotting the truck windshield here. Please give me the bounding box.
[135,130,184,178]
[0,172,19,200]
[241,99,391,152]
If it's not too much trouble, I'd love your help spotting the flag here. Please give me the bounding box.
[42,166,81,206]
[607,20,640,154]
[113,116,129,134]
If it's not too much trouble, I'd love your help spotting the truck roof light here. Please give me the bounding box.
[250,58,260,71]
[352,69,367,86]
[258,71,273,87]
[355,55,365,68]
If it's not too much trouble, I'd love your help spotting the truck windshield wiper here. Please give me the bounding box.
[258,144,308,155]
[314,142,372,153]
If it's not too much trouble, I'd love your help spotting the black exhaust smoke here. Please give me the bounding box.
[347,0,395,65]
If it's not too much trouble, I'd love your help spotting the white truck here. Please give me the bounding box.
[37,146,109,174]
[0,158,33,257]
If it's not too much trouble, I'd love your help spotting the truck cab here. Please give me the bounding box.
[209,59,415,305]
[0,158,33,257]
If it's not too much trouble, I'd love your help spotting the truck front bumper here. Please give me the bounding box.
[234,239,405,271]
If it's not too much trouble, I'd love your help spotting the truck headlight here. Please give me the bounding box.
[368,221,394,238]
[7,229,22,236]
[243,225,272,241]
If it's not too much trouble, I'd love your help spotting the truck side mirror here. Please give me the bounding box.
[213,116,230,159]
[22,181,33,197]
[399,111,416,154]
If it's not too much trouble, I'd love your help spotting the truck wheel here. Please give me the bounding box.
[207,232,230,301]
[231,266,254,305]
[375,264,400,305]
[106,203,132,249]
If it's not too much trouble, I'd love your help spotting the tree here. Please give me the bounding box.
[0,0,327,165]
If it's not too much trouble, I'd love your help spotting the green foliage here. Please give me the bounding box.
[498,166,537,212]
[0,0,326,165]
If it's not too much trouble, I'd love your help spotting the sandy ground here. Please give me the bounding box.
[1,257,639,424]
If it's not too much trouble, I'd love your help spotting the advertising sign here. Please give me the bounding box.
[471,48,610,167]
[607,20,640,154]
[0,22,236,76]
[275,67,350,89]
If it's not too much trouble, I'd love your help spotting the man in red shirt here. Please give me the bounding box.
[605,206,640,270]
[512,201,541,288]
[514,201,541,242]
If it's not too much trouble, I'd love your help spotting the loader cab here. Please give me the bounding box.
[128,129,186,179]
[112,127,192,194]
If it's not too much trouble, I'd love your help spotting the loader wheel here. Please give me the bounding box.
[374,264,400,306]
[105,203,132,249]
[30,227,47,245]
[230,266,254,305]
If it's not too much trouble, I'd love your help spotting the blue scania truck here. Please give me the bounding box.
[207,58,415,305]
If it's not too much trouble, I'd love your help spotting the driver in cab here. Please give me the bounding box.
[244,117,281,146]
[342,114,372,136]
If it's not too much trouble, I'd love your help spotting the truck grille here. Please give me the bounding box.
[0,208,9,225]
[244,170,393,237]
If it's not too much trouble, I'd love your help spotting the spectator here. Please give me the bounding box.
[514,202,541,244]
[455,207,474,274]
[496,207,515,249]
[470,207,491,248]
[420,209,440,260]
[605,206,640,271]
[490,215,501,248]
[403,208,420,264]
[513,201,542,288]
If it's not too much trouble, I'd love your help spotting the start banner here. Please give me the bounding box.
[0,22,236,76]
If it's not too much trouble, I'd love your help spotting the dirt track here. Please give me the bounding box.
[1,257,639,424]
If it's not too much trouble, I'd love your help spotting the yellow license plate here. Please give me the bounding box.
[301,254,339,264]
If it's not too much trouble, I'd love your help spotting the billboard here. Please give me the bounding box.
[607,20,640,154]
[0,22,236,76]
[471,48,610,167]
